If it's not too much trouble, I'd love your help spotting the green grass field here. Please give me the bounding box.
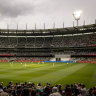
[0,62,96,89]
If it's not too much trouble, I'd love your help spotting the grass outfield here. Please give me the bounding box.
[0,62,96,88]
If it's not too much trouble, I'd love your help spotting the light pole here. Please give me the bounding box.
[73,10,82,26]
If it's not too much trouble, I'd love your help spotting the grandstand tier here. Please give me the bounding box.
[0,24,96,61]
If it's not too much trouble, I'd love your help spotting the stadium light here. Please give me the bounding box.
[73,10,82,26]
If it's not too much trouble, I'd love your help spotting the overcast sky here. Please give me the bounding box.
[0,0,96,29]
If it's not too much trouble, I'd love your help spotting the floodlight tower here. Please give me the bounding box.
[73,10,82,26]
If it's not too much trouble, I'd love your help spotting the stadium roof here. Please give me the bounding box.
[0,24,96,36]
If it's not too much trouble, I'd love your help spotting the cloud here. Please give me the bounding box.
[0,0,35,18]
[0,0,95,29]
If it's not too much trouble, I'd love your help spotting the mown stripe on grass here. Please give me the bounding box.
[56,63,96,88]
[28,63,88,83]
[87,64,96,88]
[10,63,66,74]
[14,63,76,80]
[0,64,48,72]
[0,63,67,79]
[18,63,73,76]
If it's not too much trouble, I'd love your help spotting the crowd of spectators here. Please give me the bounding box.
[0,51,96,57]
[0,57,51,61]
[0,34,96,48]
[70,57,96,62]
[0,82,96,96]
[0,33,96,62]
[55,51,96,55]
